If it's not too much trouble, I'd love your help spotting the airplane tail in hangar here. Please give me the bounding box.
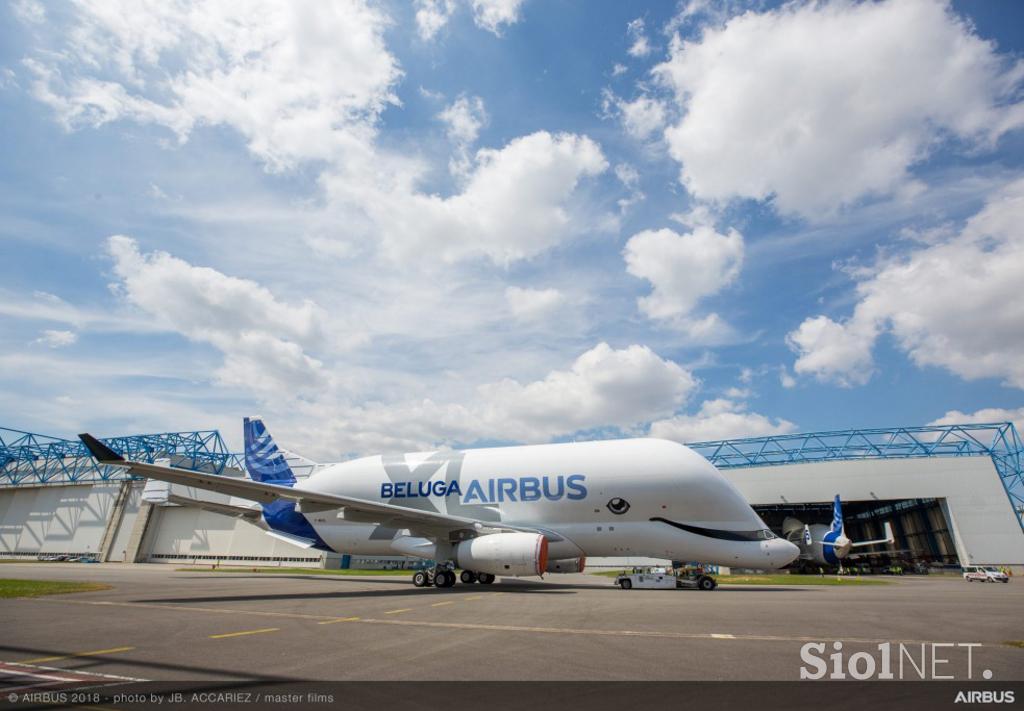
[829,494,844,536]
[243,416,297,487]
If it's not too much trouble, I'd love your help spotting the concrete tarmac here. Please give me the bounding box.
[1,563,1022,683]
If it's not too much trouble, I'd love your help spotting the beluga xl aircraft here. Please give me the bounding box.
[79,417,799,588]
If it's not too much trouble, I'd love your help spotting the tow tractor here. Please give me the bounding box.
[615,566,717,591]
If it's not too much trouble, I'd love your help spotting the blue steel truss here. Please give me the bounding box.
[0,427,243,486]
[688,422,1024,534]
[2,421,1022,533]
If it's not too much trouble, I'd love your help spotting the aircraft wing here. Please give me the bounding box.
[79,434,531,538]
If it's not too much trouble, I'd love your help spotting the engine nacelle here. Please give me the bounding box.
[455,532,548,577]
[545,557,586,574]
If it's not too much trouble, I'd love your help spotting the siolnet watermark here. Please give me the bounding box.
[799,641,997,681]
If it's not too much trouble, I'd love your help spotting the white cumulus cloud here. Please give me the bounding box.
[786,314,878,388]
[438,94,488,178]
[470,0,526,36]
[345,130,608,265]
[787,176,1024,389]
[23,0,402,172]
[626,18,652,58]
[655,0,1024,219]
[650,398,796,443]
[505,286,563,321]
[35,329,77,348]
[107,235,327,396]
[624,226,743,330]
[602,90,667,141]
[414,0,524,40]
[478,343,698,441]
[438,95,487,146]
[929,407,1024,434]
[415,0,456,40]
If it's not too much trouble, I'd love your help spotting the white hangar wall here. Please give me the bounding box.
[721,456,1023,565]
[144,500,324,565]
[0,482,123,558]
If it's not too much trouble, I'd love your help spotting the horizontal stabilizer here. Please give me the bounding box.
[850,522,895,548]
[166,493,262,521]
[264,529,318,549]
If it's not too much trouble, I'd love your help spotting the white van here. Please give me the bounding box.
[962,566,1009,583]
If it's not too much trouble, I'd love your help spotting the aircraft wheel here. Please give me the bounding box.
[436,571,456,588]
[460,570,478,584]
[413,571,428,587]
[620,578,632,590]
[477,573,495,585]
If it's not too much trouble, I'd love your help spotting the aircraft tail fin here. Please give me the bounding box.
[243,416,296,487]
[829,494,844,535]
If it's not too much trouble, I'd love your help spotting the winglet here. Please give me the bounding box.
[78,433,125,463]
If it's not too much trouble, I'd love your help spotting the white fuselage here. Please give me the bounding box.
[294,438,798,569]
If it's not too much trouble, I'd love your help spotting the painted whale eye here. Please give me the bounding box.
[607,498,630,514]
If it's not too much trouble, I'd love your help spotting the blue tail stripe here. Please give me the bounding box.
[822,530,840,565]
[830,494,843,535]
[244,417,296,485]
[243,417,329,551]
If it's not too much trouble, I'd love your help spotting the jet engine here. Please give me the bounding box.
[545,556,586,574]
[455,532,548,577]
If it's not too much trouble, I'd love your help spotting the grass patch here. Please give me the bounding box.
[589,571,888,586]
[1004,640,1024,649]
[0,579,111,598]
[175,566,416,576]
[719,574,887,586]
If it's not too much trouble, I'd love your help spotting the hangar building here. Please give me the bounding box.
[1,423,1021,570]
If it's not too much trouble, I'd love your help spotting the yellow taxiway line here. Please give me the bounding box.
[317,617,361,625]
[208,628,279,639]
[19,646,135,664]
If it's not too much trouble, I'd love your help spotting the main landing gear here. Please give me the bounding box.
[461,570,496,585]
[411,566,496,588]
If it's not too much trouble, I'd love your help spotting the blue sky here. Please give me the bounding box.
[1,0,1023,459]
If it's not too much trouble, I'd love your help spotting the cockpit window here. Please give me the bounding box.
[759,529,776,539]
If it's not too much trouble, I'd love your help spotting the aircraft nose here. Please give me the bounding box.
[770,538,801,568]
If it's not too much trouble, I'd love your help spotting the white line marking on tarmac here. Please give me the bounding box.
[1,662,147,682]
[0,661,149,694]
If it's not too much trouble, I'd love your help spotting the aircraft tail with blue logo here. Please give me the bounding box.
[244,416,298,486]
[243,416,327,550]
[829,494,844,536]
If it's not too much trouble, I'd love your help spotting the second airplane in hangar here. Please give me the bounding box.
[80,417,799,587]
[782,495,894,568]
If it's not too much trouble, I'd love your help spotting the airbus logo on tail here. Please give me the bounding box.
[381,474,587,503]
